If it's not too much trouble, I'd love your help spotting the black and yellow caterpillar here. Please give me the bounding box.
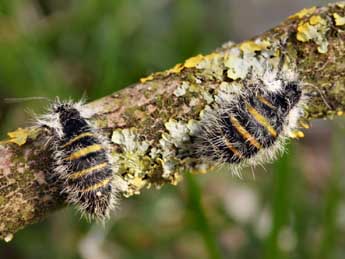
[38,101,118,220]
[193,80,303,168]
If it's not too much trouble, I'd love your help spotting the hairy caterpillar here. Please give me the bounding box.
[37,100,119,220]
[192,63,305,175]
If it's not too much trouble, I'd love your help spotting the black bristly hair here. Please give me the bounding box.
[37,100,120,221]
[191,58,305,176]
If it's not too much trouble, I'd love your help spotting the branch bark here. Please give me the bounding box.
[1,2,345,241]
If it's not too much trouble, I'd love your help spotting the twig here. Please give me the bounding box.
[1,2,345,241]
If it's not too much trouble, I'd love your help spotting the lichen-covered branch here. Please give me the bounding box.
[1,2,345,241]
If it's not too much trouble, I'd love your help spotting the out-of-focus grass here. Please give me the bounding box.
[264,148,292,259]
[0,1,345,259]
[318,124,343,259]
[185,173,223,259]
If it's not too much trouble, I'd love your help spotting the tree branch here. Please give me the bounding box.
[1,2,345,241]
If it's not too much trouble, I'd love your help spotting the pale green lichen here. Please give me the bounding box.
[201,90,214,104]
[161,159,178,179]
[0,128,40,146]
[157,137,175,158]
[224,39,271,80]
[333,13,345,26]
[187,83,200,93]
[195,53,224,80]
[189,97,201,107]
[111,128,151,195]
[112,128,150,154]
[173,81,190,97]
[187,83,214,104]
[337,2,345,9]
[186,119,200,136]
[164,119,191,146]
[110,124,192,192]
[296,15,329,54]
[224,48,251,80]
[155,137,179,179]
[141,39,273,85]
[199,105,213,120]
[154,118,202,179]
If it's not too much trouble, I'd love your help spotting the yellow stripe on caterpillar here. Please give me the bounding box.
[223,136,243,159]
[229,115,262,149]
[81,177,112,192]
[66,144,103,160]
[256,95,276,110]
[62,132,95,147]
[68,162,108,180]
[245,103,278,138]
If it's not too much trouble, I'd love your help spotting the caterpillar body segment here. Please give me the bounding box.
[193,80,304,172]
[37,101,119,220]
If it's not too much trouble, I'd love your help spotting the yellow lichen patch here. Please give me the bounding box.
[296,15,329,54]
[299,120,310,129]
[289,130,305,139]
[166,63,184,74]
[140,74,155,83]
[337,2,345,8]
[309,15,323,25]
[296,22,312,42]
[289,6,316,19]
[223,39,274,81]
[274,48,281,57]
[240,40,270,53]
[337,110,344,116]
[141,52,223,82]
[1,128,37,146]
[333,13,345,26]
[202,52,221,61]
[140,55,207,83]
[184,54,204,68]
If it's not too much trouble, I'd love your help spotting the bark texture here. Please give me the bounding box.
[1,2,345,241]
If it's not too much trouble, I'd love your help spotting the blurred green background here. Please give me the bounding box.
[1,0,345,258]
